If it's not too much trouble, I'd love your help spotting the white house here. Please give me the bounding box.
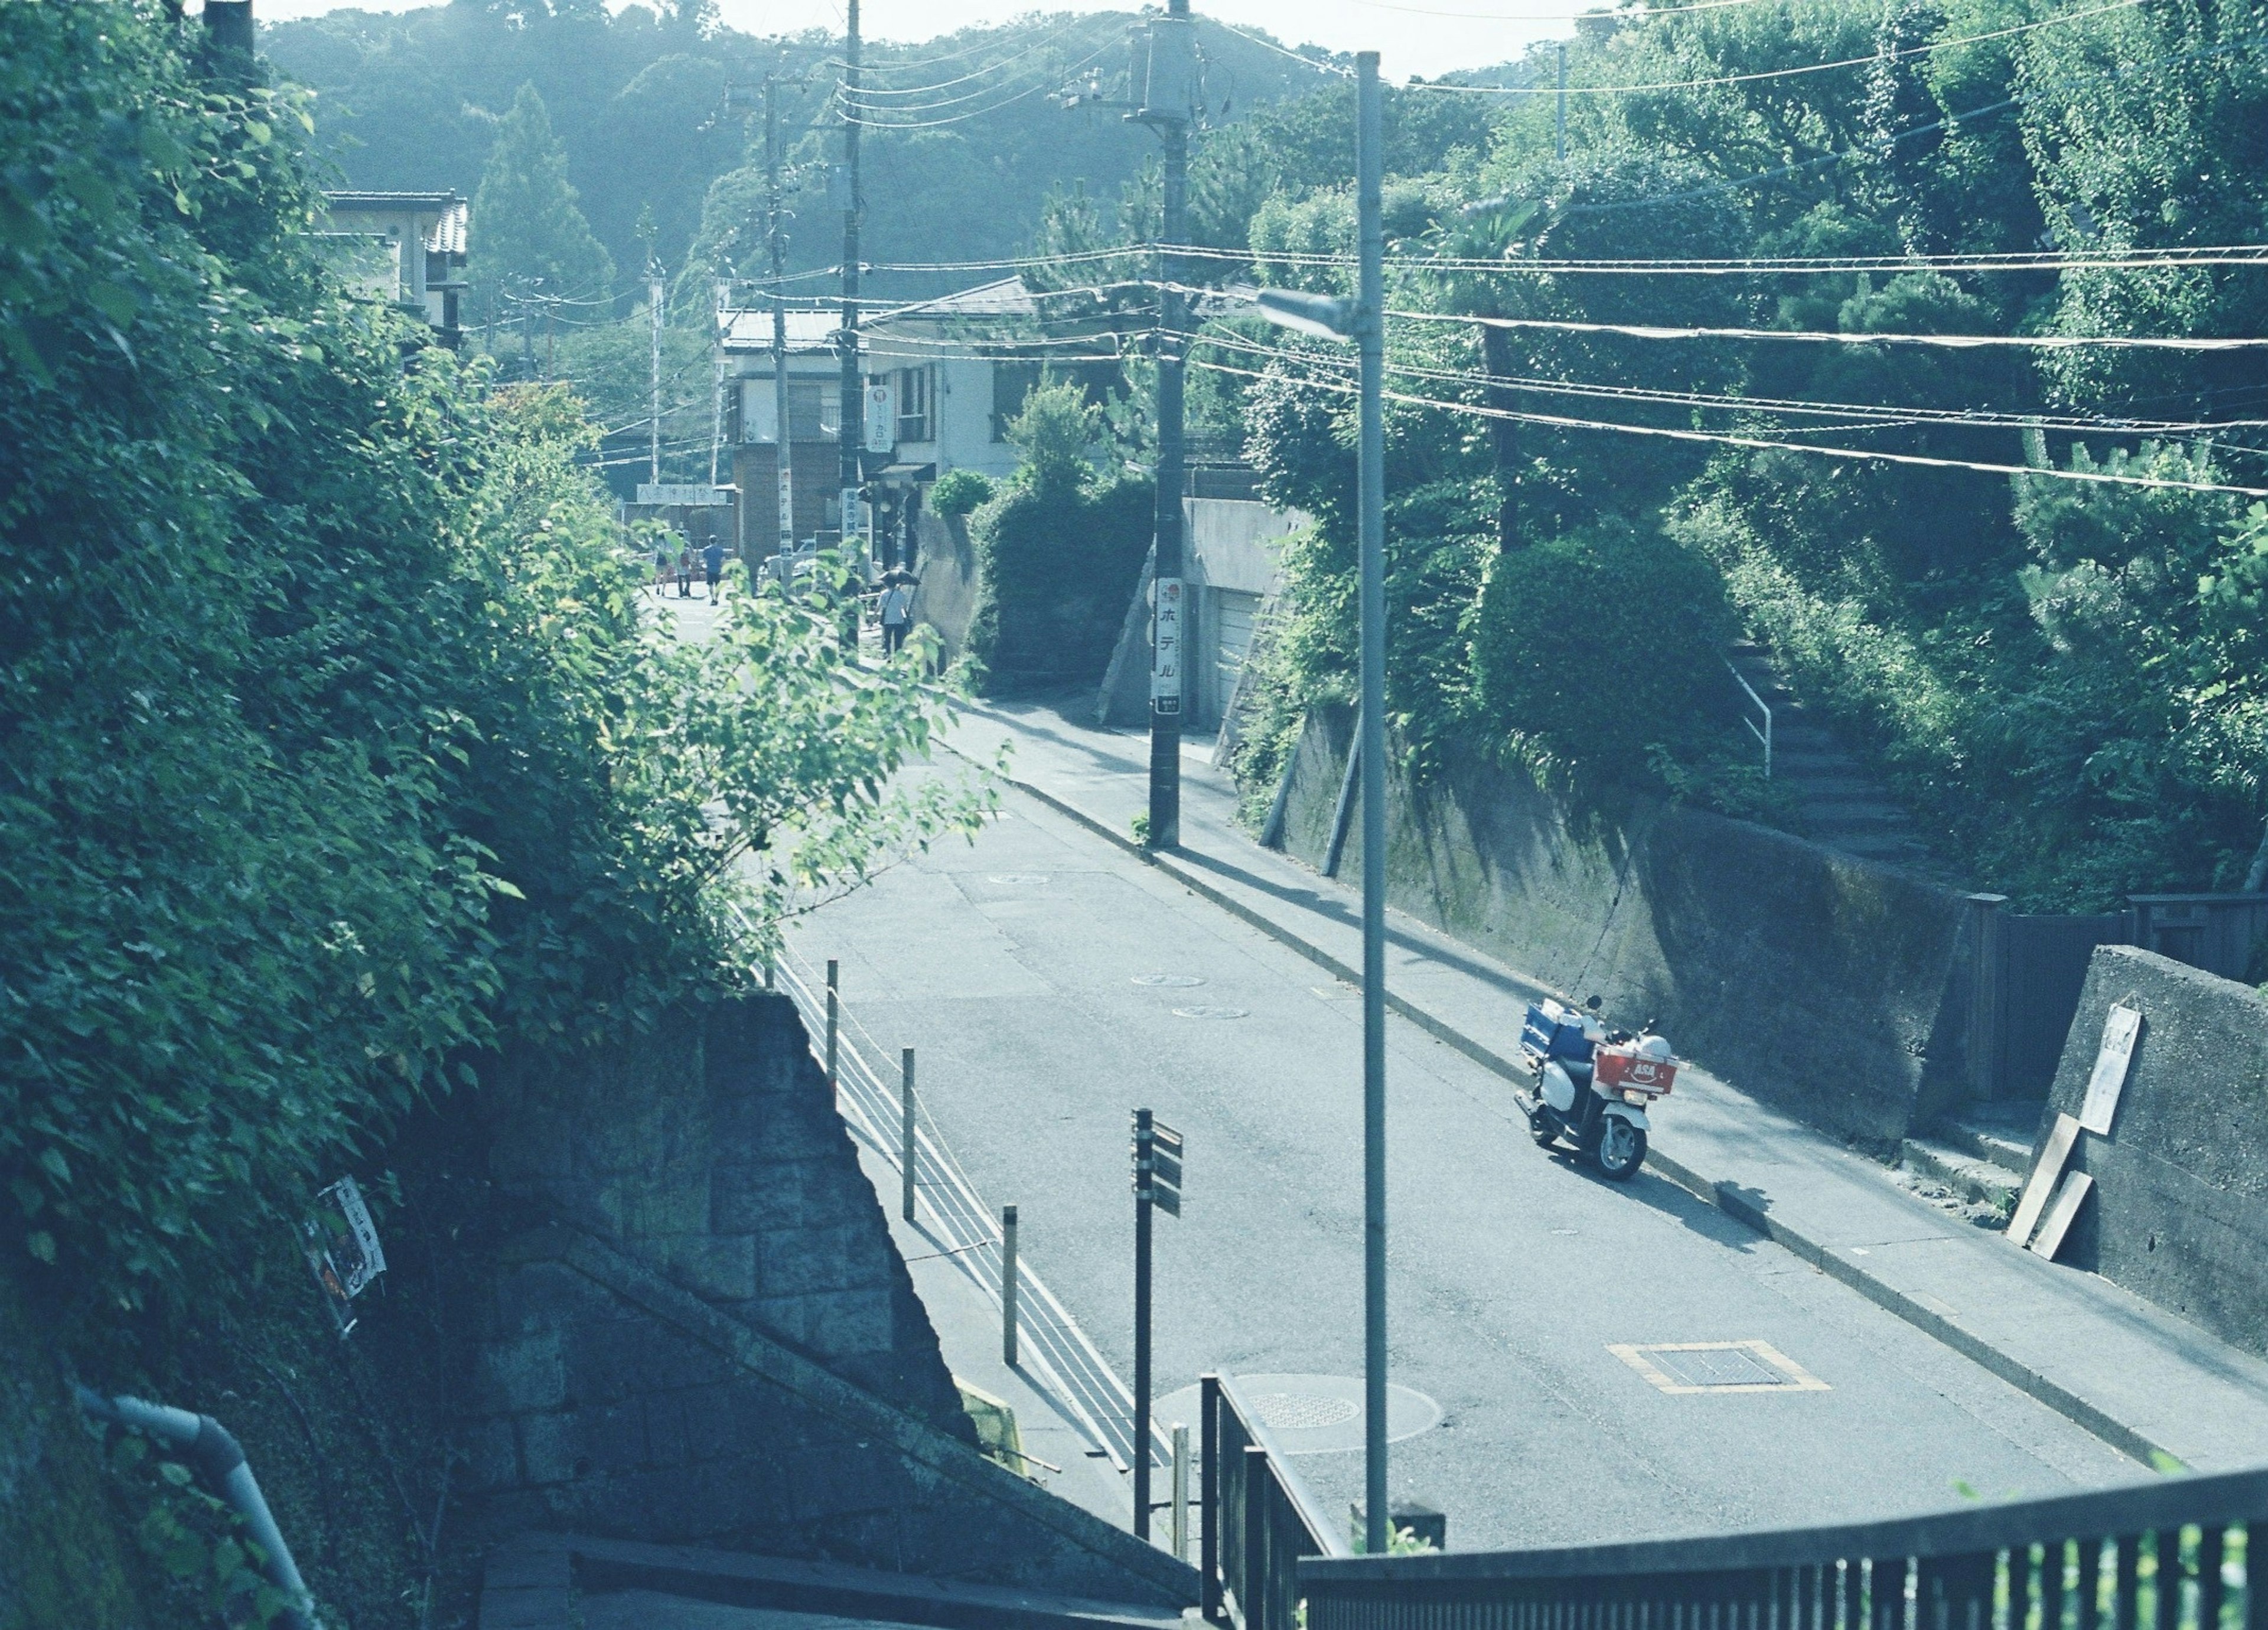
[318,191,468,343]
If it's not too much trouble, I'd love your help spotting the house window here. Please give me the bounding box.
[788,379,840,441]
[894,366,933,444]
[991,362,1041,441]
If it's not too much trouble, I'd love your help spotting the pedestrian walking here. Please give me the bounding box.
[878,568,916,657]
[651,537,670,596]
[702,539,726,604]
[676,542,693,598]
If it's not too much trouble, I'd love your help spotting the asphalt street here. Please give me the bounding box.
[786,767,2145,1553]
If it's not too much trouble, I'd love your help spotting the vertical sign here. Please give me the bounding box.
[2079,1004,2142,1135]
[1151,577,1184,715]
[863,383,895,454]
[777,467,795,550]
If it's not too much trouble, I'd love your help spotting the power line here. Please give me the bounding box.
[1208,244,2268,275]
[843,14,1116,99]
[1187,353,2268,496]
[836,39,1118,126]
[1403,0,2146,96]
[1390,305,2268,350]
[1191,327,2268,441]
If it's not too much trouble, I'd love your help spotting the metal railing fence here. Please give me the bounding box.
[1204,1373,1350,1630]
[1291,1468,2267,1630]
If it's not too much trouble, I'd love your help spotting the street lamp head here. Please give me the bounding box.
[1253,287,1355,342]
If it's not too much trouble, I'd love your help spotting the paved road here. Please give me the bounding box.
[789,775,2137,1550]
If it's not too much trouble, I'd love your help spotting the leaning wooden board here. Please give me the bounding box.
[2008,1111,2083,1249]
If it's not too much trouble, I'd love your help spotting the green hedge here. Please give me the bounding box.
[967,477,1152,693]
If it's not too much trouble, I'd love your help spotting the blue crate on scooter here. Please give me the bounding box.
[1519,1000,1594,1071]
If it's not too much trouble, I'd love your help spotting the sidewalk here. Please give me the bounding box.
[946,696,2268,1476]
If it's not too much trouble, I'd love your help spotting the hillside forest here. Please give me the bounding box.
[273,0,2268,916]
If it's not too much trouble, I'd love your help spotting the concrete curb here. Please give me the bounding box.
[989,765,2178,1472]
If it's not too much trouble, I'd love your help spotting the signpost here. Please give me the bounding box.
[636,483,729,507]
[1132,1109,1184,1540]
[1150,578,1184,718]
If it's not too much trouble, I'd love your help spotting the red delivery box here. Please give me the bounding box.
[1594,1045,1677,1095]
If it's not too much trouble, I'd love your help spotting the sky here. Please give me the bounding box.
[247,0,1572,83]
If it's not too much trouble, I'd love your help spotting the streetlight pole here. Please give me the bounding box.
[1140,2,1192,849]
[839,0,865,591]
[767,77,794,565]
[1354,48,1389,1560]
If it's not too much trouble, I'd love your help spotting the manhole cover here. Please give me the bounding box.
[1253,1393,1361,1430]
[1609,1341,1830,1394]
[988,873,1050,885]
[1151,1374,1442,1456]
[1133,974,1207,988]
[1174,1006,1249,1019]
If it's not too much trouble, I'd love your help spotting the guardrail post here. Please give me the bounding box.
[1243,1445,1270,1630]
[1172,1422,1191,1563]
[1200,1375,1223,1625]
[900,1047,916,1222]
[1001,1204,1019,1367]
[825,959,839,1090]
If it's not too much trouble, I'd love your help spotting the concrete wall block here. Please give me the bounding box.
[755,1222,879,1300]
[711,1158,803,1234]
[657,1231,758,1303]
[582,1400,649,1475]
[784,1444,906,1524]
[2044,945,2268,1355]
[792,1163,874,1230]
[799,1286,895,1358]
[460,1416,522,1495]
[748,1292,813,1349]
[642,1384,700,1468]
[475,1332,568,1414]
[488,1260,595,1338]
[517,1409,584,1487]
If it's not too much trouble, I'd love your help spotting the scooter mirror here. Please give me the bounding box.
[1585,995,1602,1011]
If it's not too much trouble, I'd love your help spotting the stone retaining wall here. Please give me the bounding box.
[2039,946,2268,1357]
[1278,709,1980,1151]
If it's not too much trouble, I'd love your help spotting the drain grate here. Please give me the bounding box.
[1609,1340,1830,1395]
[1253,1393,1361,1431]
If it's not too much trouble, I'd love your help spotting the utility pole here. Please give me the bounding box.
[711,274,730,490]
[1556,41,1568,161]
[1136,1,1194,849]
[767,77,794,563]
[1354,50,1389,1561]
[648,262,665,487]
[839,0,865,586]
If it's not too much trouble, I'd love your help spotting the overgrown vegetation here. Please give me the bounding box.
[1160,0,2268,908]
[966,377,1153,693]
[0,12,983,1618]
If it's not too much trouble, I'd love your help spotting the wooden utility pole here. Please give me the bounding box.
[767,77,794,563]
[838,0,864,573]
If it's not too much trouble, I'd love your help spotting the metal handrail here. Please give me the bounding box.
[1297,1467,2268,1630]
[1726,654,1773,779]
[1204,1373,1350,1630]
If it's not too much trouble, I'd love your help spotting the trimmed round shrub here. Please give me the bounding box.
[928,467,995,519]
[1471,519,1733,775]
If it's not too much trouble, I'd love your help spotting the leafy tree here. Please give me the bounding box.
[471,81,616,322]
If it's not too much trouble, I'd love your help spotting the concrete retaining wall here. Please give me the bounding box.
[470,994,1194,1604]
[2039,946,2268,1357]
[1278,710,1979,1151]
[909,511,979,669]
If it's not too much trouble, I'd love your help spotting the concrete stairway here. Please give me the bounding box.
[1728,641,1948,878]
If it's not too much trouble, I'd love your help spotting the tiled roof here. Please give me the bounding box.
[721,308,844,354]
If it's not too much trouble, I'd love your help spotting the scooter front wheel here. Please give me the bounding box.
[1596,1117,1647,1182]
[1528,1104,1561,1149]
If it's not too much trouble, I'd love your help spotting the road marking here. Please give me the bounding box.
[1609,1340,1832,1394]
[1173,1005,1249,1019]
[1132,973,1207,987]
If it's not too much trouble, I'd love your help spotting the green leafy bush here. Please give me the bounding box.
[0,0,985,1324]
[1470,520,1736,781]
[928,467,995,518]
[967,380,1152,692]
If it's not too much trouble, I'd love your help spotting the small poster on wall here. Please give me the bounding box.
[302,1176,387,1337]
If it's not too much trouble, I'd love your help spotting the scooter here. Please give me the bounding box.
[1512,996,1678,1182]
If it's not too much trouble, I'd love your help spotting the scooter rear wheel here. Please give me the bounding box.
[1595,1117,1647,1182]
[1527,1104,1560,1149]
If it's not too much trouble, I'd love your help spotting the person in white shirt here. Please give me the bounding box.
[878,570,916,656]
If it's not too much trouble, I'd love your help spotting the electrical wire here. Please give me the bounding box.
[1192,242,2268,275]
[1354,0,1793,22]
[1207,18,1354,77]
[1392,305,2268,350]
[1187,353,2268,495]
[842,14,1116,99]
[838,35,1117,119]
[1403,0,2147,96]
[1190,326,2268,441]
[836,41,1119,128]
